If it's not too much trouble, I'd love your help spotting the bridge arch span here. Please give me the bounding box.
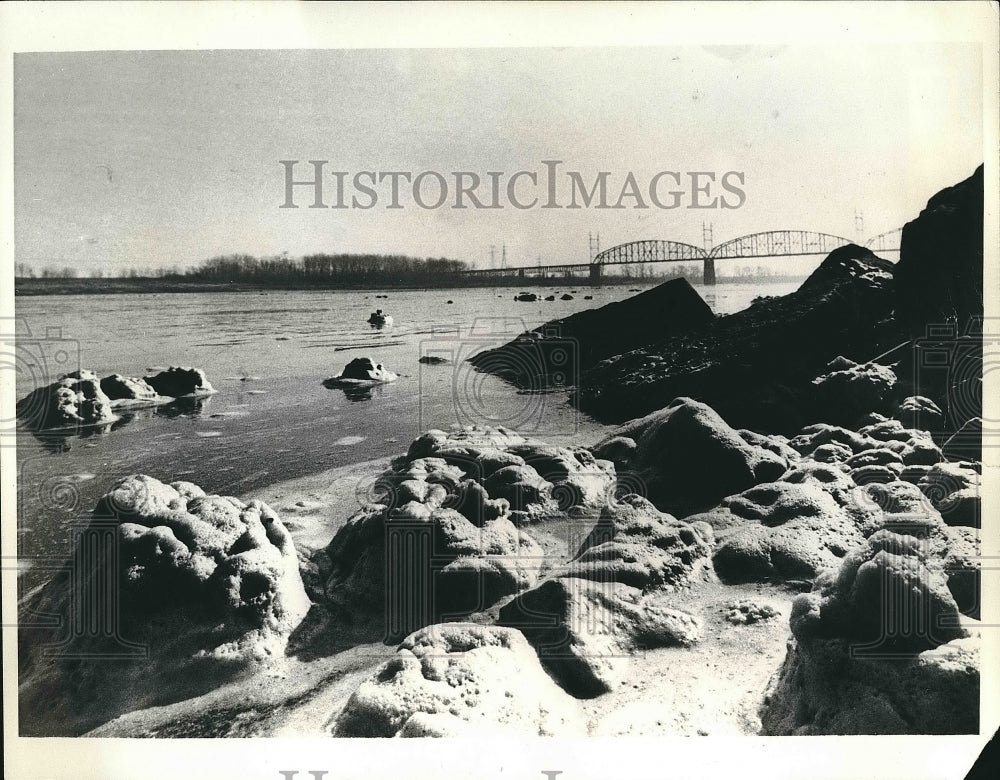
[593,239,708,266]
[865,227,903,253]
[708,230,854,260]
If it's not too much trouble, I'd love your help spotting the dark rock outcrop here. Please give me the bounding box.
[473,168,983,450]
[473,278,714,387]
[143,366,216,398]
[574,246,899,432]
[592,397,788,516]
[894,165,983,334]
[323,357,398,386]
[99,374,159,403]
[889,166,983,440]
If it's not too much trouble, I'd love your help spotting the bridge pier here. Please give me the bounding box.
[703,257,716,286]
[589,264,603,285]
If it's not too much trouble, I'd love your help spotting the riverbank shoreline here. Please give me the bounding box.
[13,274,809,297]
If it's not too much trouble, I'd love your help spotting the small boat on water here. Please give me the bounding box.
[367,309,393,327]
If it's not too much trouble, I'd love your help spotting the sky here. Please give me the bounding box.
[13,44,984,274]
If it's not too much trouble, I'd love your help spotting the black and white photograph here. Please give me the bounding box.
[2,2,998,779]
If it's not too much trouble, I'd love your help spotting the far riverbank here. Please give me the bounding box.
[13,273,808,297]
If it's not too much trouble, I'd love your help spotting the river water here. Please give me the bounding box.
[13,280,799,587]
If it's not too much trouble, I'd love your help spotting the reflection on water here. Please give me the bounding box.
[342,384,387,402]
[320,377,390,402]
[150,396,213,419]
[21,396,213,453]
[24,423,112,455]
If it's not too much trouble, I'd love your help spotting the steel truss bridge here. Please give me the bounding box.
[864,227,904,254]
[463,228,902,285]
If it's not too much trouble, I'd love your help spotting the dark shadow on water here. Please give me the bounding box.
[21,424,112,454]
[321,379,386,402]
[153,396,213,419]
[340,385,378,402]
[18,397,214,453]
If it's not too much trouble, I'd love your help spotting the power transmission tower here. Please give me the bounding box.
[501,242,507,269]
[490,244,496,269]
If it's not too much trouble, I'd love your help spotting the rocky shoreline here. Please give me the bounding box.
[17,166,984,737]
[470,167,983,443]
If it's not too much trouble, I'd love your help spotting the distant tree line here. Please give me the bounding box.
[15,255,804,287]
[14,253,470,286]
[16,263,80,279]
